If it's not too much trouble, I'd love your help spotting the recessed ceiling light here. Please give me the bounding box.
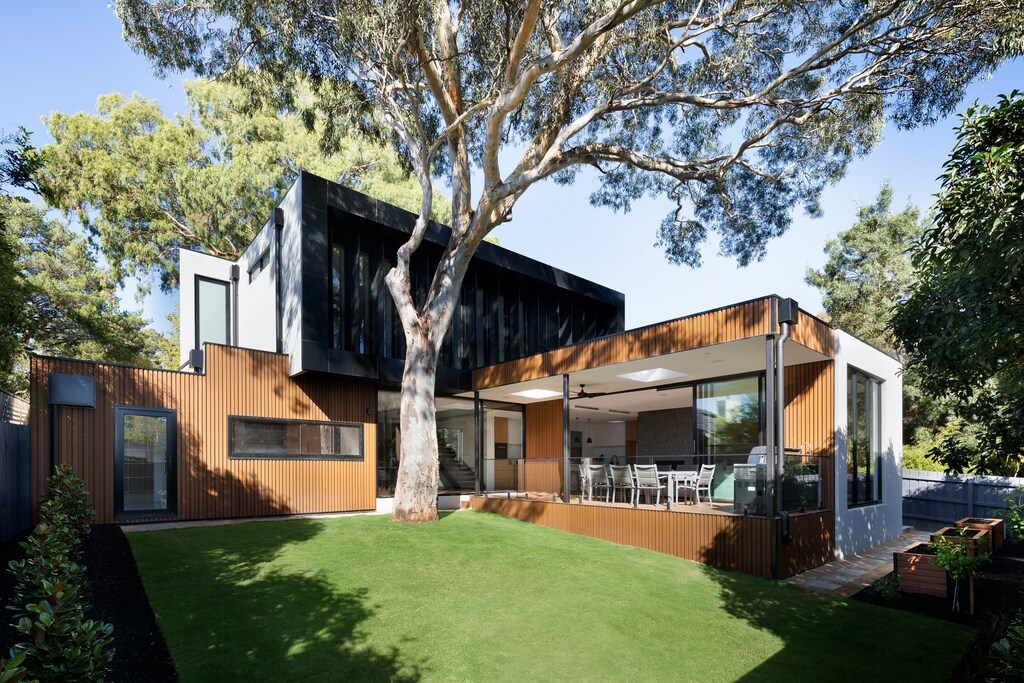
[509,388,562,399]
[617,368,687,383]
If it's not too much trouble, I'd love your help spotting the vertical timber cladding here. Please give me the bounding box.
[473,297,773,388]
[782,360,836,568]
[29,345,376,524]
[471,497,773,578]
[522,399,564,494]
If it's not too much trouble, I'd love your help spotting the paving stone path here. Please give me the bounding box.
[787,528,930,597]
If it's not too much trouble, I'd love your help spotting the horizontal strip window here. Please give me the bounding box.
[248,249,271,283]
[229,416,364,460]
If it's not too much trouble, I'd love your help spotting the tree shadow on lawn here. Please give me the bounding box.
[140,519,422,682]
[697,551,972,681]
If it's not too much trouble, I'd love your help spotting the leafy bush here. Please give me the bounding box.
[874,573,900,602]
[5,465,113,681]
[902,443,947,472]
[0,651,37,683]
[988,610,1024,682]
[930,529,992,614]
[998,487,1024,544]
[38,464,94,559]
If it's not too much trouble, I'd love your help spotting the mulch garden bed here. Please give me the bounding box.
[852,539,1024,681]
[0,525,177,682]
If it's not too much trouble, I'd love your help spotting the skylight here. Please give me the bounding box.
[509,388,563,399]
[616,368,687,383]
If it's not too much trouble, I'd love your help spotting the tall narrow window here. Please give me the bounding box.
[356,251,370,353]
[331,243,345,349]
[195,276,230,348]
[115,407,176,517]
[848,370,881,506]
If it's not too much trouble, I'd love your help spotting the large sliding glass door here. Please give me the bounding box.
[115,407,177,517]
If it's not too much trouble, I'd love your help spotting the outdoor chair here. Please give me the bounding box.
[677,464,716,505]
[632,464,664,506]
[586,464,611,503]
[609,465,635,504]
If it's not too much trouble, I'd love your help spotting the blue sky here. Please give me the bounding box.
[2,3,1021,332]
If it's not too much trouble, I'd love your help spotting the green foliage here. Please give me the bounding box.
[805,181,927,358]
[38,78,450,290]
[0,651,36,683]
[0,198,160,395]
[998,487,1024,544]
[874,572,901,602]
[894,91,1024,477]
[804,182,952,448]
[154,306,181,370]
[930,528,992,613]
[6,466,113,682]
[902,443,947,473]
[988,610,1024,682]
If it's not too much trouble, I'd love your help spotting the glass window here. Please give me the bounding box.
[695,375,764,455]
[115,407,176,516]
[229,417,363,460]
[195,276,230,348]
[848,370,881,506]
[331,244,345,349]
[247,250,271,283]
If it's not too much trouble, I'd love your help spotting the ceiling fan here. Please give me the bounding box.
[572,384,607,400]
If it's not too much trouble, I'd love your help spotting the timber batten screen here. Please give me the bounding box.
[30,345,376,523]
[472,297,831,390]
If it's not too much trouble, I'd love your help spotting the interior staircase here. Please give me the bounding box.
[438,445,476,491]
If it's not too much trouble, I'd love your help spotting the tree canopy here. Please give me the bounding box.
[0,197,160,395]
[39,78,451,290]
[115,0,1024,520]
[804,183,949,453]
[894,91,1024,476]
[805,181,925,361]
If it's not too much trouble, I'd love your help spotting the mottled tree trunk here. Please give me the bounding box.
[391,329,441,522]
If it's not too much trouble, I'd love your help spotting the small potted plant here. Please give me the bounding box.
[929,528,992,615]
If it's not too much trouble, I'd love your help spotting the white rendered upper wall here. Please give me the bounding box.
[178,181,303,368]
[832,329,904,558]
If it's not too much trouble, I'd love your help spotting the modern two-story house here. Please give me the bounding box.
[29,171,902,578]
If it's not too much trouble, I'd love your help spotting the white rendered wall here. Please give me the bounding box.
[277,182,304,375]
[832,330,904,558]
[178,249,237,368]
[236,216,278,354]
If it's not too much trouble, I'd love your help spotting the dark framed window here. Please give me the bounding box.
[694,374,765,456]
[229,416,364,460]
[114,406,177,518]
[247,249,271,283]
[848,369,881,507]
[195,275,230,349]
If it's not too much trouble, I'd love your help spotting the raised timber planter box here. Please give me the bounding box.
[931,526,991,556]
[894,543,948,598]
[956,517,1005,552]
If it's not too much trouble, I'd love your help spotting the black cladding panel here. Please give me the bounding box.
[48,374,96,408]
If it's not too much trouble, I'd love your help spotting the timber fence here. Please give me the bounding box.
[903,468,1023,529]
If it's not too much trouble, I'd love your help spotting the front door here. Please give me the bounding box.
[114,406,177,518]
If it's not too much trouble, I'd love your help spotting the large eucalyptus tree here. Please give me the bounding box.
[115,0,1021,521]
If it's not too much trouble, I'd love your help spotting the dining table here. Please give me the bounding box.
[658,468,698,505]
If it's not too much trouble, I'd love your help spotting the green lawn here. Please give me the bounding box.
[128,511,971,682]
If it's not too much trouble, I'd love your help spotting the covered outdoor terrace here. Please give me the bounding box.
[461,296,838,578]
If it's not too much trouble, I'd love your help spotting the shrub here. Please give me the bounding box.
[874,573,900,602]
[930,529,991,614]
[988,610,1024,682]
[0,651,36,683]
[38,464,94,559]
[998,487,1024,544]
[5,466,113,681]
